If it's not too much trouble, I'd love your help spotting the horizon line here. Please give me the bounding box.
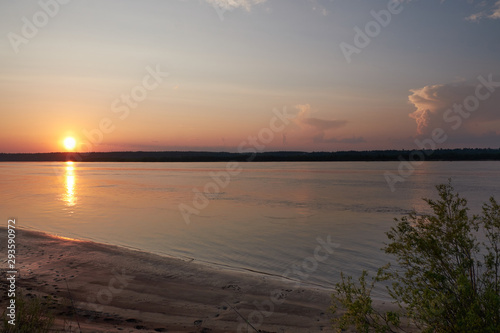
[2,147,500,155]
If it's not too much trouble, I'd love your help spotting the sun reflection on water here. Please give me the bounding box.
[64,161,77,207]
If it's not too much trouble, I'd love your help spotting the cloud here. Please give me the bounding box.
[291,104,365,145]
[302,117,347,130]
[490,0,500,18]
[466,0,500,22]
[313,133,366,144]
[294,104,347,131]
[466,12,484,22]
[204,0,267,11]
[408,83,450,134]
[407,76,500,145]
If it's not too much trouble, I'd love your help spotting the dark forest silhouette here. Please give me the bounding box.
[1,148,499,162]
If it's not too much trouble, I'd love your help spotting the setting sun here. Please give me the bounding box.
[63,137,76,151]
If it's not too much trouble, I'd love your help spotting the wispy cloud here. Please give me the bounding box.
[291,104,365,145]
[204,0,267,11]
[313,133,366,144]
[466,0,500,22]
[490,0,500,18]
[294,104,347,131]
[466,12,484,22]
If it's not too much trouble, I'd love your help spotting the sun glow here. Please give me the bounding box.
[63,137,76,151]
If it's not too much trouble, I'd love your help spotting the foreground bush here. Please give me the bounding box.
[331,182,500,332]
[1,293,54,333]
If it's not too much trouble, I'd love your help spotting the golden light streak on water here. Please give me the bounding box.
[64,161,77,207]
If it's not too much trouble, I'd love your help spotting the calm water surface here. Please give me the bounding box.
[1,161,499,289]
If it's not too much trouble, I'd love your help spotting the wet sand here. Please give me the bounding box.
[0,227,335,332]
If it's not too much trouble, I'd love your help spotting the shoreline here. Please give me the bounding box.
[0,227,335,332]
[15,225,337,292]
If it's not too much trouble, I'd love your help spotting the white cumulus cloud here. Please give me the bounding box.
[407,76,500,146]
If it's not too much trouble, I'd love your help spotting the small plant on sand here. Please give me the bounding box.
[331,181,500,332]
[1,292,55,333]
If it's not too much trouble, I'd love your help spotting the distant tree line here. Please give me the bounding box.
[0,148,499,162]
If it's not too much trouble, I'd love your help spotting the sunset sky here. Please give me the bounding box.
[1,0,499,153]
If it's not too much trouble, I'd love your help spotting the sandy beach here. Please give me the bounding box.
[0,227,335,332]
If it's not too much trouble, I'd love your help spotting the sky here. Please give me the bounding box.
[0,0,499,153]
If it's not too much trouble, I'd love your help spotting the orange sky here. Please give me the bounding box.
[1,0,499,153]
